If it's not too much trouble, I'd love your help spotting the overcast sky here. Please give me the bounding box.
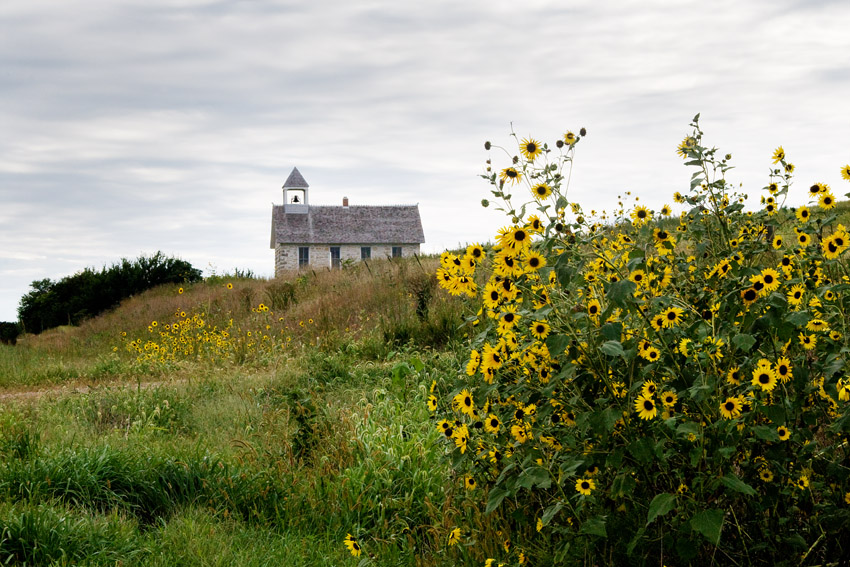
[1,0,849,322]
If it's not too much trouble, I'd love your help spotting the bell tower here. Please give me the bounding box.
[282,167,309,213]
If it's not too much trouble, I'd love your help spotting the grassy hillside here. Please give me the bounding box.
[0,258,492,566]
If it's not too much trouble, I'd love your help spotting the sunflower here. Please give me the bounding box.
[500,167,521,185]
[485,414,501,434]
[758,268,781,293]
[772,146,785,163]
[797,232,811,247]
[466,243,485,260]
[502,226,531,250]
[524,250,547,271]
[787,284,805,306]
[530,320,550,340]
[448,527,461,546]
[777,425,791,441]
[520,138,543,161]
[823,233,848,260]
[842,165,850,181]
[575,477,596,496]
[806,318,830,332]
[720,396,743,419]
[642,380,658,397]
[453,389,476,417]
[751,363,777,392]
[796,475,809,490]
[741,287,758,307]
[661,391,678,407]
[677,136,697,158]
[563,131,577,146]
[661,306,684,328]
[629,269,646,285]
[427,395,438,412]
[785,162,795,174]
[641,346,661,363]
[774,357,793,383]
[799,332,817,350]
[759,468,774,482]
[660,204,672,216]
[344,534,362,557]
[631,206,651,225]
[819,191,836,210]
[587,299,602,318]
[634,393,657,420]
[809,182,827,196]
[226,282,233,290]
[464,475,477,490]
[650,315,665,331]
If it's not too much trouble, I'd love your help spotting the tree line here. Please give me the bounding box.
[11,252,202,336]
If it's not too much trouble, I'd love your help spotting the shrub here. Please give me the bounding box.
[432,118,850,565]
[18,252,202,333]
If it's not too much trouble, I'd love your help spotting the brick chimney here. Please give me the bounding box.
[343,196,349,207]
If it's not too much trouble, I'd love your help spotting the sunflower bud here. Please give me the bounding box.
[579,127,587,137]
[484,141,491,150]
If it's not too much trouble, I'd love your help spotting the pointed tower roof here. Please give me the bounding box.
[282,167,309,189]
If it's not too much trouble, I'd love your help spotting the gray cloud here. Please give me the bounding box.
[1,0,850,320]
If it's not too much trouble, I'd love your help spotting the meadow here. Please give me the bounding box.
[0,259,488,566]
[3,118,850,566]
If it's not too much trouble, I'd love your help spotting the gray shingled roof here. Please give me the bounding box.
[282,167,309,188]
[270,205,425,247]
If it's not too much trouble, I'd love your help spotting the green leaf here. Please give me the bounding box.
[600,340,626,358]
[719,473,756,496]
[517,466,551,490]
[785,311,810,327]
[751,425,779,442]
[690,509,723,545]
[627,438,654,465]
[545,334,570,356]
[485,486,509,514]
[600,322,622,341]
[541,501,563,525]
[731,333,756,352]
[607,280,637,306]
[646,493,677,526]
[580,517,607,538]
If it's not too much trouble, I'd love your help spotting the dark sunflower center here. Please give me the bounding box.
[463,396,471,407]
[764,275,774,284]
[490,291,499,301]
[514,230,527,242]
[529,257,540,267]
[759,373,770,384]
[504,313,515,323]
[753,281,764,291]
[667,312,677,320]
[835,237,845,247]
[658,231,668,239]
[638,210,647,218]
[725,402,735,411]
[793,291,802,299]
[507,169,517,178]
[526,143,537,153]
[515,409,525,420]
[581,481,590,490]
[490,419,499,427]
[829,242,839,253]
[643,400,654,410]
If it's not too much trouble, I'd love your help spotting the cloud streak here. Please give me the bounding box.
[1,0,849,320]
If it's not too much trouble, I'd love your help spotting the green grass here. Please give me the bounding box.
[0,259,483,565]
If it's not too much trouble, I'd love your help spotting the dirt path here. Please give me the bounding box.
[0,378,181,404]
